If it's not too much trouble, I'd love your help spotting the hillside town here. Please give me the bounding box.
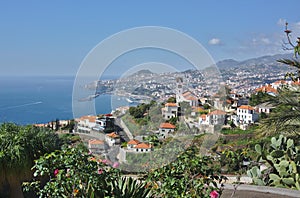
[35,64,300,166]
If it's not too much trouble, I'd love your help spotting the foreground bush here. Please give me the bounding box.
[23,147,151,197]
[144,146,227,198]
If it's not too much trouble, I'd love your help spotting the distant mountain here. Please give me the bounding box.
[216,59,240,69]
[216,53,293,70]
[125,69,155,79]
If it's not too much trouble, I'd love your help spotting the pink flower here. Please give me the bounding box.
[98,168,103,174]
[112,162,119,168]
[210,190,219,198]
[102,159,108,164]
[54,169,59,177]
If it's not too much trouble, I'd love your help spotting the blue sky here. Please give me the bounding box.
[0,0,299,76]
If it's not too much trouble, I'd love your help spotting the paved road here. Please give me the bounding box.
[114,117,131,142]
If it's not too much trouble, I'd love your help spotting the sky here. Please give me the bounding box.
[0,0,300,76]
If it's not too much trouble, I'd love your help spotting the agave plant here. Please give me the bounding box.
[111,177,151,198]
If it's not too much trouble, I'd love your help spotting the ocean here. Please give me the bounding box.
[0,76,129,125]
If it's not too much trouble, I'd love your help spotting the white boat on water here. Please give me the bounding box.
[78,94,100,102]
[126,98,133,103]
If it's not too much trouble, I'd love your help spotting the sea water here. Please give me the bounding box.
[0,76,129,125]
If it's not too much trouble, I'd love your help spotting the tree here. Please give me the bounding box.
[278,22,300,81]
[0,123,60,198]
[249,91,273,106]
[257,22,300,136]
[166,97,176,103]
[258,87,300,136]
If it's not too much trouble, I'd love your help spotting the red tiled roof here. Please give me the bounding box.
[107,132,119,138]
[89,139,104,145]
[127,139,140,145]
[208,110,226,115]
[200,114,207,120]
[273,80,287,85]
[185,95,198,101]
[78,115,97,123]
[165,103,178,107]
[192,106,204,112]
[255,85,278,94]
[160,123,176,129]
[135,142,152,149]
[238,105,254,110]
[182,91,192,97]
[292,80,300,85]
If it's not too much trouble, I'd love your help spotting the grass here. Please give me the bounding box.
[221,127,256,135]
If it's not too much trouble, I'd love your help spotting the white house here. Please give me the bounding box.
[127,139,140,149]
[256,102,274,114]
[162,103,178,119]
[126,139,153,152]
[88,139,106,154]
[134,142,153,152]
[159,122,176,138]
[199,114,208,125]
[237,105,259,124]
[105,132,120,146]
[76,115,97,133]
[199,110,226,126]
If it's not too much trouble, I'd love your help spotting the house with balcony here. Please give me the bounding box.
[75,115,97,133]
[237,105,259,124]
[162,103,178,119]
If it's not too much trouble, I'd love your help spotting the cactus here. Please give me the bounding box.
[247,166,266,186]
[249,135,300,190]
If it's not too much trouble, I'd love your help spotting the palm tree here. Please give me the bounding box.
[258,87,300,136]
[277,58,300,81]
[0,123,60,198]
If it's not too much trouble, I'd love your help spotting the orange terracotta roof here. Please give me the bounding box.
[192,107,204,112]
[78,115,97,123]
[208,110,226,115]
[106,132,119,138]
[127,139,140,145]
[292,80,300,85]
[135,142,152,149]
[182,91,192,97]
[185,95,198,101]
[89,139,104,145]
[160,123,176,129]
[238,105,254,110]
[200,114,207,120]
[226,99,232,104]
[255,85,278,94]
[273,80,287,85]
[165,103,178,107]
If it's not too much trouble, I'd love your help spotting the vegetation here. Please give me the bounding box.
[258,87,300,136]
[144,146,227,198]
[248,135,300,190]
[0,123,60,198]
[23,146,151,198]
[249,91,273,106]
